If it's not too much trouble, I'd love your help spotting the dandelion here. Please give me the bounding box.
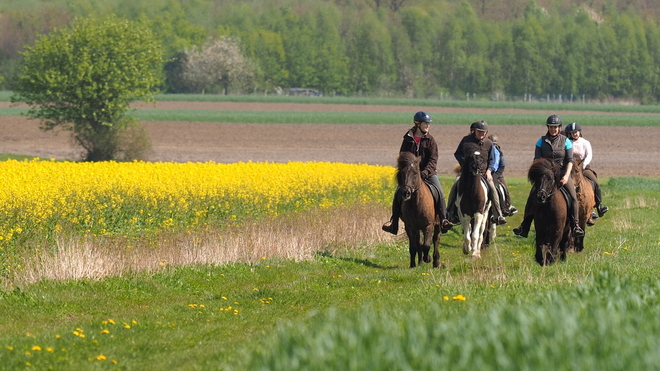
[443,296,449,301]
[31,345,41,351]
[96,354,107,361]
[453,295,467,301]
[46,347,54,353]
[101,329,110,334]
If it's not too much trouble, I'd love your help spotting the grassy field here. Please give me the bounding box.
[0,95,659,370]
[0,173,659,370]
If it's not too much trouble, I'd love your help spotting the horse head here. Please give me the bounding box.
[462,143,485,177]
[528,158,561,204]
[396,152,421,201]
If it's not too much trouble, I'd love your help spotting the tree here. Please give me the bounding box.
[181,36,255,95]
[11,16,164,161]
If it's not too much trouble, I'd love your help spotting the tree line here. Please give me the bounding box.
[1,0,660,103]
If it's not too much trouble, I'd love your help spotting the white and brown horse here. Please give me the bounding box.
[456,143,494,258]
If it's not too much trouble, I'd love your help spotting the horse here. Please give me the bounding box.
[570,159,595,252]
[455,143,494,258]
[396,152,442,268]
[527,158,572,265]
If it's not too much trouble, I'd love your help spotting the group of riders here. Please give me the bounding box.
[381,111,608,237]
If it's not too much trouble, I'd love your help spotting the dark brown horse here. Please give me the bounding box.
[571,159,595,252]
[456,143,493,258]
[527,158,572,265]
[396,152,441,268]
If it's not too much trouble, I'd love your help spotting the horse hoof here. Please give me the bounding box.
[472,253,482,259]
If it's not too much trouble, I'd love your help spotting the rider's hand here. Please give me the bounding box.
[560,174,569,185]
[486,170,493,182]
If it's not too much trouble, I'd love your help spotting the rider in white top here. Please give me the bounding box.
[564,122,609,221]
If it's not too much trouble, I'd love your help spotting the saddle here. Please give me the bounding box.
[559,185,573,210]
[423,179,441,206]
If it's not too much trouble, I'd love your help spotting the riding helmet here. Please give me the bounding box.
[413,111,432,123]
[546,114,562,126]
[565,122,582,133]
[470,120,488,131]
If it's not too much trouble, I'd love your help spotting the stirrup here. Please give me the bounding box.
[597,205,609,217]
[573,225,585,237]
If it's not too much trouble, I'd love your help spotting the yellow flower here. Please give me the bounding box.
[101,329,110,334]
[96,354,107,361]
[31,345,41,351]
[453,295,467,301]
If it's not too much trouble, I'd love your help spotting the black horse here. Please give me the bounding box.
[527,158,572,265]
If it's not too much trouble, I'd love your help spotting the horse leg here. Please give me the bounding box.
[406,227,417,268]
[461,217,472,255]
[472,214,487,259]
[421,225,433,264]
[432,224,441,268]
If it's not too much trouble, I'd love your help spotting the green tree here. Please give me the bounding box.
[11,16,164,161]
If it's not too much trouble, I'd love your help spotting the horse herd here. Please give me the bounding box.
[394,148,596,268]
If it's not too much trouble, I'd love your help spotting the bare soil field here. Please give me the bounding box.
[1,102,658,177]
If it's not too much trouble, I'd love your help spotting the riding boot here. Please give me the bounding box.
[513,194,534,238]
[436,198,453,233]
[446,181,459,223]
[513,214,532,238]
[595,183,608,217]
[571,202,585,237]
[382,190,401,235]
[487,179,507,225]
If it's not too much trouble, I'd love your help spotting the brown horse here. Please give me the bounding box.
[396,152,441,268]
[571,159,595,252]
[527,158,572,265]
[456,143,493,258]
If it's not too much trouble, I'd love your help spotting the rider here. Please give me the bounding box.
[513,115,585,238]
[382,111,453,235]
[446,120,507,226]
[488,133,518,216]
[564,122,609,221]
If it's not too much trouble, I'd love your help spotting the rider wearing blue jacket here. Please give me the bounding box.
[513,115,585,238]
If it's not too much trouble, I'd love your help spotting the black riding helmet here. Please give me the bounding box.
[565,122,582,134]
[470,120,488,132]
[413,111,432,123]
[546,114,562,127]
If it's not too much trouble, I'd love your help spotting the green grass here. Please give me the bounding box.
[0,176,659,370]
[4,91,660,114]
[127,109,660,126]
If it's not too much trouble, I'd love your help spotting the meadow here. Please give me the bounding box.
[0,95,659,370]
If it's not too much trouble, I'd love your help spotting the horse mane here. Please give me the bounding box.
[395,152,418,181]
[528,158,561,184]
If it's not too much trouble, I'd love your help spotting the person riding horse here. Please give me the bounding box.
[488,133,518,216]
[382,111,453,235]
[564,122,609,224]
[513,115,586,238]
[446,120,508,226]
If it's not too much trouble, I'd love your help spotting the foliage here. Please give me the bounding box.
[10,16,164,161]
[2,1,660,102]
[181,36,256,95]
[0,160,394,279]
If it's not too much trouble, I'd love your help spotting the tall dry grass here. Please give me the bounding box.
[8,204,391,287]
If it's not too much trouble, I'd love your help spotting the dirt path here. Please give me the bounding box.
[0,102,658,177]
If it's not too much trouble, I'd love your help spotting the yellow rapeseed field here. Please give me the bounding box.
[0,159,395,246]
